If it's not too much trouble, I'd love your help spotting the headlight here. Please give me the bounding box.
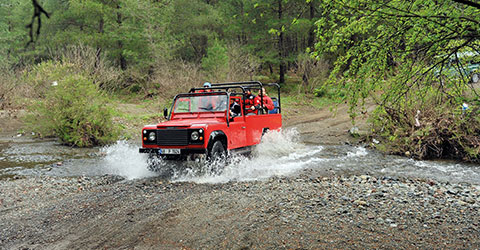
[191,131,199,141]
[148,131,156,141]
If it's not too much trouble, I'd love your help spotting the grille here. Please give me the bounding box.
[156,129,189,146]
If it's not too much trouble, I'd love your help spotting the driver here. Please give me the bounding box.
[229,98,241,117]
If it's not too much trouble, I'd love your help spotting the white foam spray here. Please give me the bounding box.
[100,140,155,180]
[173,128,324,183]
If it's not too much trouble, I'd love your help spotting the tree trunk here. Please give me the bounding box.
[95,18,104,70]
[307,0,315,49]
[278,0,285,84]
[116,3,127,70]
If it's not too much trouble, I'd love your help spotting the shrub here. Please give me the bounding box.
[26,74,119,147]
[371,94,480,162]
[225,43,260,81]
[0,66,21,109]
[297,53,330,94]
[50,45,123,92]
[24,61,78,98]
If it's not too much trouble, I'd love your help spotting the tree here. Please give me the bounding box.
[315,0,480,160]
[167,0,225,61]
[201,39,229,80]
[221,0,319,84]
[315,0,480,114]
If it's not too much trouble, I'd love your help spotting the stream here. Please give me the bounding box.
[1,129,480,185]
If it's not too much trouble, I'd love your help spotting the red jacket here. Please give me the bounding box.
[244,94,257,114]
[255,95,274,111]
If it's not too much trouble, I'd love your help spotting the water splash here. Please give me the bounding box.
[173,128,324,183]
[101,141,155,180]
[346,146,368,158]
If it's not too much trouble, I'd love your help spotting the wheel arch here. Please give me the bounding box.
[207,130,228,152]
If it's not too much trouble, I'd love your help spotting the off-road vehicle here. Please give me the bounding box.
[139,81,282,162]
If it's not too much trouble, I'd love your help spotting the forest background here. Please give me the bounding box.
[1,0,480,162]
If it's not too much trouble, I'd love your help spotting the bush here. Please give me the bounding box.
[26,74,119,147]
[24,61,78,99]
[225,43,260,81]
[297,53,330,94]
[149,60,204,102]
[371,95,480,162]
[51,45,123,92]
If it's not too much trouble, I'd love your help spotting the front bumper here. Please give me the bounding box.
[139,148,206,155]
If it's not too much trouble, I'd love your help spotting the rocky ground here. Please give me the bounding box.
[1,106,480,249]
[1,173,479,249]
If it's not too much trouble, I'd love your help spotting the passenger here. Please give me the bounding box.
[244,88,259,115]
[255,87,274,114]
[196,82,213,93]
[229,98,241,118]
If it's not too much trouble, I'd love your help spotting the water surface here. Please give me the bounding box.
[1,129,479,185]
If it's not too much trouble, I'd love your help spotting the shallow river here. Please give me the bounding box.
[1,129,480,184]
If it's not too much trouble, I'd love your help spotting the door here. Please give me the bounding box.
[227,97,247,149]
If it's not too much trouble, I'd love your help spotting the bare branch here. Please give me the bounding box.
[26,0,50,47]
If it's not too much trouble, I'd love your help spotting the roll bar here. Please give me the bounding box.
[188,81,281,114]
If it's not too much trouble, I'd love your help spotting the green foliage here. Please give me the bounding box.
[1,0,322,88]
[24,61,78,98]
[314,0,480,160]
[315,0,480,112]
[26,71,119,147]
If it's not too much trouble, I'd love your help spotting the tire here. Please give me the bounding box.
[209,140,226,160]
[207,140,227,175]
[472,73,479,84]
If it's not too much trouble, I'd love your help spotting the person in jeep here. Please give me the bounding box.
[244,88,258,115]
[229,98,241,117]
[197,82,218,110]
[256,87,274,114]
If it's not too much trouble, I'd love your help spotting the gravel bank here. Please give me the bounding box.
[1,173,479,249]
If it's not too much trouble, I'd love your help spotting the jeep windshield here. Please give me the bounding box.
[173,94,228,113]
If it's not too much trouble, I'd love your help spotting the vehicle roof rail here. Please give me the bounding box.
[210,81,263,88]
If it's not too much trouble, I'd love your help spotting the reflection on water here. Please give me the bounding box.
[1,129,480,184]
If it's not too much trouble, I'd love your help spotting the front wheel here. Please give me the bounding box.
[207,140,227,175]
[209,140,227,160]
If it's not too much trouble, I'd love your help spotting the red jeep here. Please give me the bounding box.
[139,81,282,161]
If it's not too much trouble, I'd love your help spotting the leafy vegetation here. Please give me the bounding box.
[314,0,480,160]
[25,62,120,147]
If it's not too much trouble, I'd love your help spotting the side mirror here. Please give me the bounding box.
[163,108,169,119]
